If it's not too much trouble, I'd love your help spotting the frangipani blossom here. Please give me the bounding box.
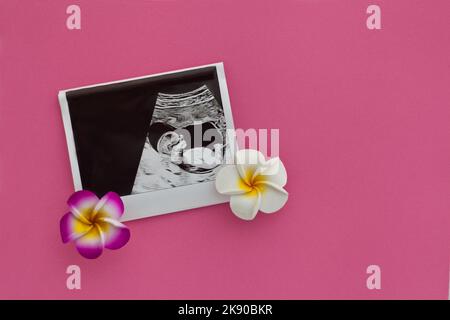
[60,191,130,259]
[215,149,288,220]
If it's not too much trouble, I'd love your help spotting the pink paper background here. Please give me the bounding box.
[0,0,449,299]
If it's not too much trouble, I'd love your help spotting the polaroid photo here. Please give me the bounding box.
[59,63,235,221]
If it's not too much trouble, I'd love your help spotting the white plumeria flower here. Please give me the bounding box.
[215,149,288,220]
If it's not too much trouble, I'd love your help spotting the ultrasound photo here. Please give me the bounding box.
[59,63,234,214]
[132,84,227,194]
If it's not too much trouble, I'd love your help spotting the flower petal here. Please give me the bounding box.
[254,157,287,187]
[67,190,99,223]
[235,149,265,185]
[215,165,252,195]
[92,192,124,220]
[60,212,93,243]
[75,226,104,259]
[256,182,289,213]
[230,189,261,221]
[97,218,130,250]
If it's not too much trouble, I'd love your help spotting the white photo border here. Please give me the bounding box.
[59,62,235,222]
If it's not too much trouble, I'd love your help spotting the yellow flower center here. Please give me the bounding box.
[239,169,266,194]
[75,209,109,236]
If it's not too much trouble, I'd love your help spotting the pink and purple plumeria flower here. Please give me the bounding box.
[60,191,130,259]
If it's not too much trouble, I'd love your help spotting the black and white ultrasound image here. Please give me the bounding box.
[66,66,227,197]
[132,85,226,193]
